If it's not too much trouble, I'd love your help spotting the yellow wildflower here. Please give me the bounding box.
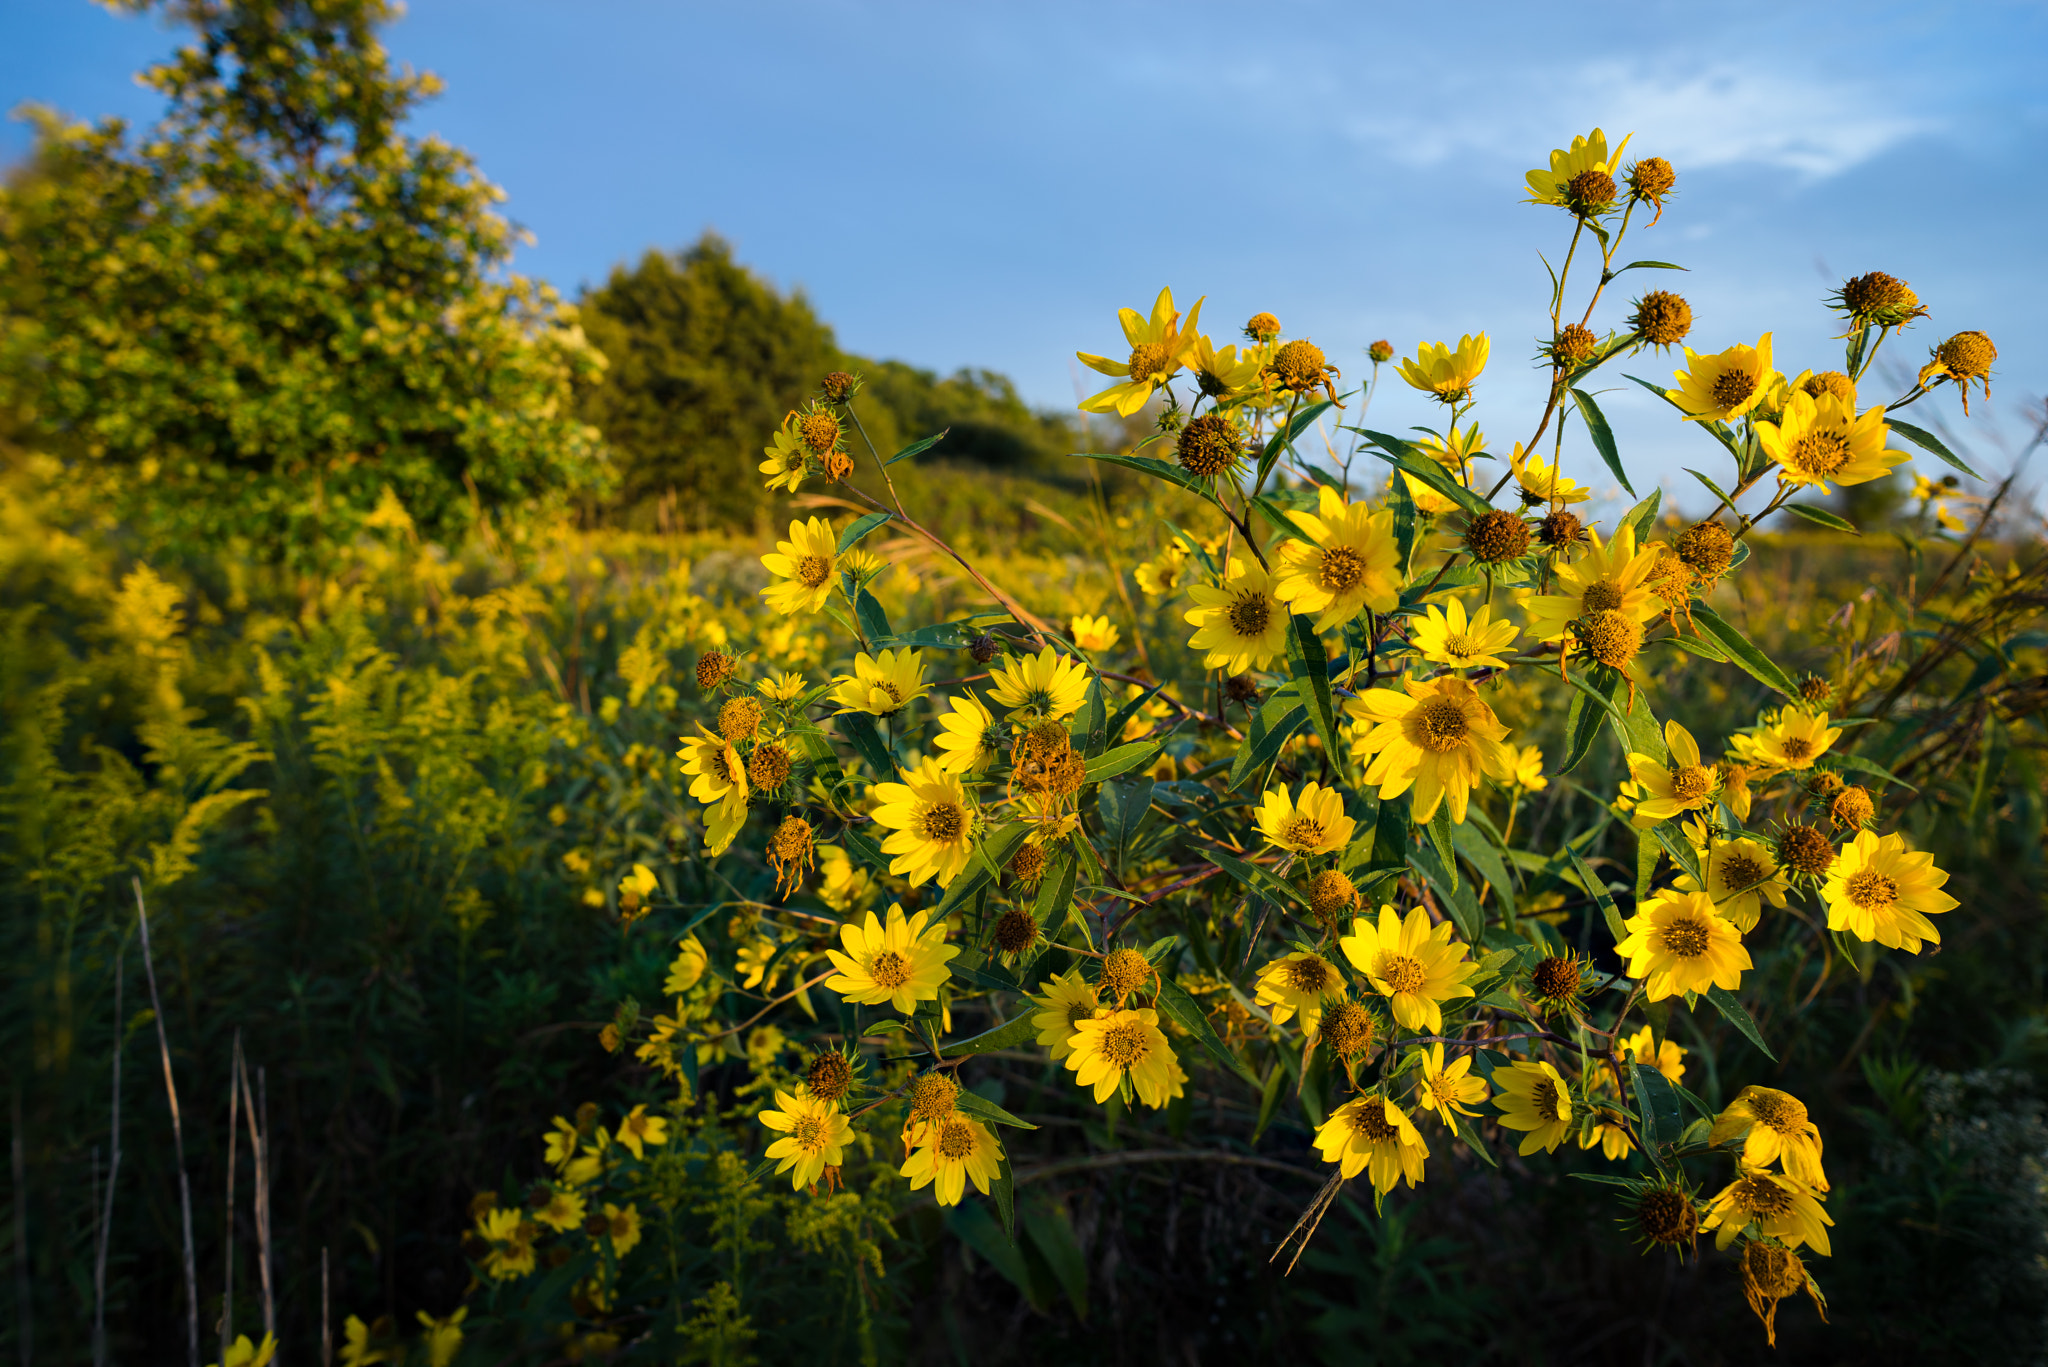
[1617,888,1752,1000]
[1346,675,1513,824]
[1253,951,1346,1037]
[1823,830,1956,953]
[1069,613,1121,652]
[901,1114,1004,1207]
[1396,335,1490,401]
[1064,1007,1186,1108]
[824,903,958,1013]
[1756,391,1906,494]
[760,516,840,615]
[869,756,977,888]
[1409,596,1519,671]
[1413,1043,1490,1127]
[1492,1059,1575,1155]
[1704,1167,1833,1256]
[1712,1086,1829,1191]
[1076,287,1207,416]
[1339,903,1480,1033]
[1667,335,1777,423]
[828,648,929,717]
[759,1089,853,1190]
[1184,556,1291,673]
[1030,967,1102,1061]
[1273,485,1401,629]
[1255,781,1355,856]
[988,644,1091,720]
[1314,1095,1429,1194]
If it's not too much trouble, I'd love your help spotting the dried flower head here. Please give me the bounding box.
[820,370,858,402]
[1564,168,1618,217]
[1266,339,1339,399]
[1630,291,1693,349]
[718,696,764,744]
[805,1050,854,1104]
[1675,521,1735,583]
[749,739,793,793]
[1538,509,1585,547]
[1244,312,1282,343]
[768,813,813,895]
[1465,510,1532,564]
[695,649,738,692]
[1099,947,1154,1001]
[1554,324,1599,366]
[1307,868,1361,926]
[1831,785,1875,829]
[1368,339,1395,363]
[1007,840,1048,888]
[1777,823,1837,878]
[1579,608,1644,670]
[1834,271,1926,328]
[1176,414,1246,479]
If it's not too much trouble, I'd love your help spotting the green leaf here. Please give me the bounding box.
[1156,976,1260,1086]
[1407,842,1483,943]
[1630,1060,1685,1156]
[1077,452,1220,503]
[841,823,891,877]
[886,430,951,466]
[1569,388,1634,497]
[1076,672,1108,757]
[1355,428,1491,514]
[1453,821,1515,920]
[1650,823,1703,885]
[1020,1198,1091,1320]
[1228,696,1307,793]
[1613,260,1687,274]
[1098,775,1156,864]
[1035,851,1081,941]
[1201,847,1310,911]
[1286,614,1341,760]
[854,584,894,641]
[1084,742,1162,784]
[1617,488,1662,543]
[1782,502,1860,534]
[1559,669,1613,774]
[937,822,1031,917]
[956,1089,1040,1130]
[1256,398,1336,488]
[1454,1113,1500,1168]
[1832,753,1918,793]
[1704,985,1776,1060]
[943,1012,1039,1059]
[1681,466,1736,511]
[1689,604,1800,699]
[1427,803,1458,892]
[1886,416,1983,480]
[834,711,895,778]
[892,619,980,649]
[950,1189,1029,1270]
[836,511,893,554]
[1567,846,1628,947]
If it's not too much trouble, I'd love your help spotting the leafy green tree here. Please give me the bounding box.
[0,0,609,563]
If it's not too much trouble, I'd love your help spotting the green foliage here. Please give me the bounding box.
[0,0,609,562]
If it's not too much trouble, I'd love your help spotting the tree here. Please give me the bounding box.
[0,0,609,562]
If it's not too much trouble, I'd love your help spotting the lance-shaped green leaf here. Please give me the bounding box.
[1255,398,1336,488]
[1567,846,1628,946]
[1630,1060,1685,1157]
[956,1089,1040,1130]
[1782,503,1860,534]
[942,1013,1040,1059]
[1689,603,1800,699]
[836,511,893,554]
[853,584,894,643]
[1356,429,1490,515]
[1887,416,1982,479]
[1570,388,1635,497]
[1034,849,1080,940]
[1155,975,1261,1086]
[1704,984,1777,1060]
[1229,695,1307,793]
[935,822,1031,918]
[1286,614,1341,759]
[1085,741,1162,784]
[1077,452,1221,503]
[1617,488,1662,543]
[1650,822,1703,885]
[1832,753,1918,792]
[886,430,951,465]
[1020,1199,1090,1321]
[834,711,895,778]
[1408,841,1483,943]
[1201,847,1310,911]
[892,619,980,649]
[841,823,891,877]
[1098,775,1156,865]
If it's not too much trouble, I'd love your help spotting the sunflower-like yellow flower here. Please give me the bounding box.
[1068,613,1121,652]
[1823,830,1956,953]
[1345,675,1513,824]
[1622,1024,1687,1083]
[1679,835,1789,933]
[869,756,977,888]
[759,422,809,493]
[828,648,929,717]
[600,1202,641,1257]
[1511,444,1592,506]
[677,727,749,856]
[1396,334,1490,401]
[901,1112,1004,1207]
[1314,1095,1429,1193]
[1505,743,1548,793]
[1413,1043,1490,1127]
[1616,888,1752,1001]
[1755,391,1907,493]
[988,645,1090,721]
[1064,1007,1187,1108]
[1255,781,1355,856]
[1712,1086,1829,1191]
[1273,485,1401,629]
[1521,523,1664,643]
[216,1332,280,1367]
[617,1104,669,1159]
[476,1208,536,1280]
[759,670,808,703]
[1185,332,1263,400]
[1524,127,1633,207]
[534,1187,586,1233]
[1339,903,1479,1033]
[1704,1167,1833,1256]
[1493,1059,1574,1155]
[1409,597,1519,671]
[1076,287,1207,416]
[931,692,1002,775]
[760,517,840,615]
[1624,719,1721,825]
[1746,709,1842,773]
[1253,951,1346,1037]
[1184,557,1291,673]
[1030,967,1102,1061]
[759,1089,853,1191]
[1667,335,1777,423]
[824,902,959,1013]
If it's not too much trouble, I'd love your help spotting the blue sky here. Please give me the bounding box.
[5,0,2044,515]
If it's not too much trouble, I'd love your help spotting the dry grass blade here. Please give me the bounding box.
[134,878,200,1367]
[1269,1169,1347,1275]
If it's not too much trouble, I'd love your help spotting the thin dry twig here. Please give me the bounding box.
[92,940,125,1367]
[134,877,200,1367]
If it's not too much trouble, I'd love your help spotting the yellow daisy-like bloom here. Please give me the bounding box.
[1255,781,1356,856]
[534,1187,586,1233]
[1030,967,1102,1062]
[1511,444,1592,506]
[870,756,976,888]
[1339,903,1480,1033]
[1755,391,1906,494]
[828,648,929,717]
[616,1104,669,1160]
[1253,951,1346,1037]
[1621,1024,1687,1084]
[1409,597,1519,671]
[1667,335,1777,423]
[988,645,1090,721]
[1712,1086,1829,1191]
[759,1089,853,1191]
[1273,485,1401,630]
[1076,287,1207,417]
[1064,1007,1186,1108]
[901,1113,1004,1207]
[1345,675,1513,824]
[1493,1059,1574,1155]
[477,1207,536,1280]
[735,938,779,991]
[1704,1166,1833,1256]
[217,1332,279,1367]
[1581,1112,1635,1162]
[759,670,808,703]
[1413,1043,1490,1127]
[760,517,840,616]
[1185,332,1262,399]
[1314,1095,1430,1193]
[600,1202,642,1257]
[1749,709,1842,773]
[677,727,749,856]
[1680,835,1789,933]
[1522,523,1663,643]
[1524,127,1632,207]
[1823,829,1956,953]
[1624,719,1721,825]
[932,692,1003,775]
[1617,888,1753,1001]
[1396,334,1490,401]
[824,902,959,1013]
[1184,557,1291,673]
[1505,743,1548,793]
[1069,613,1121,652]
[759,422,808,494]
